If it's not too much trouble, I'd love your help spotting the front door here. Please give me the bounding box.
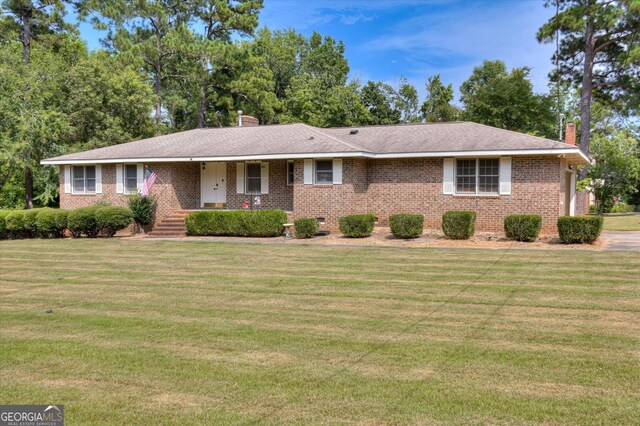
[201,162,226,207]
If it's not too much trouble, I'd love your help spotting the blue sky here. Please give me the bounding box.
[75,0,557,104]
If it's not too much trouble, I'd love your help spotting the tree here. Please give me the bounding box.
[0,36,84,208]
[395,77,420,123]
[67,51,155,149]
[361,81,401,125]
[588,130,640,213]
[78,0,190,127]
[1,0,74,208]
[421,74,459,122]
[251,28,304,100]
[188,0,263,127]
[537,0,640,160]
[280,31,367,127]
[460,60,556,137]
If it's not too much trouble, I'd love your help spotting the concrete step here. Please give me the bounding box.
[146,232,186,238]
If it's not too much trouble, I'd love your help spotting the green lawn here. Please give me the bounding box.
[1,240,639,424]
[602,213,640,231]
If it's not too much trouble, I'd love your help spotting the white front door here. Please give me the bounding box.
[201,162,226,207]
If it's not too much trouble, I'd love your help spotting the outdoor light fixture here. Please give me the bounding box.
[201,162,206,170]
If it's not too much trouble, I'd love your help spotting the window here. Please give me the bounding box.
[125,164,138,193]
[315,160,333,184]
[455,159,476,194]
[246,162,261,194]
[455,158,499,194]
[72,165,96,194]
[287,161,294,185]
[478,159,499,194]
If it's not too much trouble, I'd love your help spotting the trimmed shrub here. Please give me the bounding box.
[5,211,26,238]
[128,194,155,231]
[339,213,375,238]
[294,218,319,239]
[390,214,424,239]
[185,210,287,237]
[95,206,134,237]
[67,206,101,238]
[557,216,603,244]
[504,214,542,242]
[22,208,47,237]
[442,211,476,240]
[36,209,69,238]
[0,210,11,238]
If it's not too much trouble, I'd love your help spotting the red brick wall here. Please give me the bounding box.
[292,158,369,226]
[59,156,576,234]
[293,156,569,234]
[226,160,293,211]
[59,162,200,225]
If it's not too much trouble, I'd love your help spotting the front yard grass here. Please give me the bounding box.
[1,239,639,424]
[602,212,640,231]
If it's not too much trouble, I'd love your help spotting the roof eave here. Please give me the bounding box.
[41,147,592,165]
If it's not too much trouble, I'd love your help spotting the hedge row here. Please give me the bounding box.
[0,206,133,239]
[185,210,287,237]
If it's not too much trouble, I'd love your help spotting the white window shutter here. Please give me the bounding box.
[64,165,71,194]
[116,164,124,194]
[443,158,454,194]
[95,165,102,194]
[137,164,144,193]
[333,159,343,184]
[261,161,269,194]
[499,157,512,195]
[236,162,245,194]
[304,159,313,184]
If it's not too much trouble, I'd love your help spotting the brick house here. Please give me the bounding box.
[42,118,590,234]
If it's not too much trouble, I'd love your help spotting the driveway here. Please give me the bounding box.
[601,231,640,251]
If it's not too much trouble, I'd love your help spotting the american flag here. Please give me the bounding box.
[142,167,157,196]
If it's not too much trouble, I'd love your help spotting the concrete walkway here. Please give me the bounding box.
[601,231,640,252]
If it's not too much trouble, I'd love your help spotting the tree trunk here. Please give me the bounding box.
[197,59,208,128]
[579,19,595,180]
[155,68,162,126]
[21,10,31,64]
[22,9,34,209]
[24,167,34,209]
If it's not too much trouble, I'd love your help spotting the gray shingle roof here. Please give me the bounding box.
[42,121,589,164]
[322,122,570,153]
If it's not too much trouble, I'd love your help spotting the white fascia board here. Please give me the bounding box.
[40,151,373,165]
[41,148,591,165]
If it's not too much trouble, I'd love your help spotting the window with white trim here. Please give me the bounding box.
[314,160,333,184]
[246,162,261,194]
[287,161,294,185]
[124,164,138,194]
[455,158,499,194]
[72,165,96,194]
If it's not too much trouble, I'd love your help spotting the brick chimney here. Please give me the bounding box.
[237,110,259,127]
[565,122,576,145]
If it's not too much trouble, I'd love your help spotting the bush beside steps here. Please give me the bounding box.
[442,211,476,240]
[185,210,287,237]
[557,216,603,244]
